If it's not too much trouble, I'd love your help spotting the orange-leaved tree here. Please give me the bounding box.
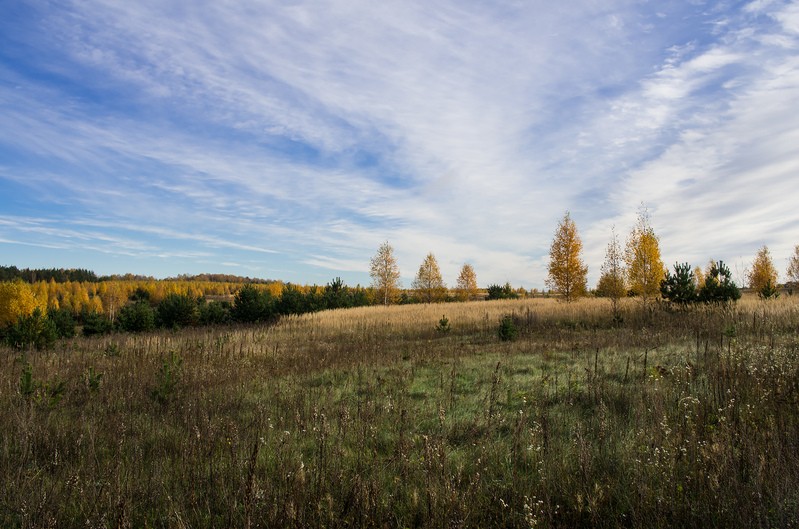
[625,208,665,300]
[546,211,588,303]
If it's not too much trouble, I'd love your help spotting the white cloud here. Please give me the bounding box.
[1,0,798,286]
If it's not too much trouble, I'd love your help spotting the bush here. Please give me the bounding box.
[759,280,780,300]
[5,308,58,350]
[117,301,156,333]
[487,283,519,300]
[497,315,518,341]
[157,293,199,329]
[198,300,231,325]
[81,310,113,336]
[47,307,76,338]
[277,284,307,315]
[232,285,275,323]
[660,262,697,306]
[698,261,741,304]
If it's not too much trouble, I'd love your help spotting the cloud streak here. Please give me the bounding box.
[1,0,798,286]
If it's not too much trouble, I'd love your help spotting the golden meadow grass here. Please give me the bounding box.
[1,295,798,527]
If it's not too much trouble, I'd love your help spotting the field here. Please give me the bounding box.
[2,296,799,528]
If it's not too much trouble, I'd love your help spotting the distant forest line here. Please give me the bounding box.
[0,265,277,285]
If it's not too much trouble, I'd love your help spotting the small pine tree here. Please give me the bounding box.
[660,263,697,306]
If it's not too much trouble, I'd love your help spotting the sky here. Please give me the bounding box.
[1,0,798,289]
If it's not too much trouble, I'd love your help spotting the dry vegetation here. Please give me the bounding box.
[2,296,799,527]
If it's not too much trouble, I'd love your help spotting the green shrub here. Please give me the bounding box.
[117,301,156,332]
[660,262,697,305]
[497,314,518,341]
[486,283,519,300]
[157,293,199,329]
[47,307,76,338]
[436,315,451,333]
[198,300,231,325]
[232,284,276,323]
[151,351,182,405]
[5,308,58,350]
[698,260,741,304]
[81,310,113,336]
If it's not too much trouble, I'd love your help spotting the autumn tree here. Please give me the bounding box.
[625,208,665,300]
[412,253,447,303]
[787,245,799,289]
[370,241,401,305]
[546,212,588,302]
[455,263,478,301]
[748,245,779,299]
[694,265,705,290]
[597,227,626,318]
[0,279,46,327]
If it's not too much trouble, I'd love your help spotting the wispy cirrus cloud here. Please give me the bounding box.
[1,0,798,286]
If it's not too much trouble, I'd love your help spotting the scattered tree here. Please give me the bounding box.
[625,208,665,300]
[157,293,199,328]
[546,212,588,303]
[748,246,779,299]
[455,264,479,301]
[486,283,519,300]
[231,284,275,323]
[4,308,58,350]
[698,261,741,304]
[597,227,626,318]
[412,253,447,303]
[117,301,156,332]
[370,242,401,306]
[660,262,697,306]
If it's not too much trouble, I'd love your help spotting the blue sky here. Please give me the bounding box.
[1,0,798,289]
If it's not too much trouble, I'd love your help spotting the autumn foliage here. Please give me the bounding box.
[546,212,588,302]
[625,209,665,300]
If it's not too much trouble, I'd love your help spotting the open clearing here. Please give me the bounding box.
[2,297,798,528]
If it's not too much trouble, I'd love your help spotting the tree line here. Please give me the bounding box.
[544,208,799,310]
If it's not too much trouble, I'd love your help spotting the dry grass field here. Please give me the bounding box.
[2,295,798,527]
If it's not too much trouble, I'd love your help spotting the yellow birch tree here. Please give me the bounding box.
[412,253,447,303]
[625,208,665,300]
[455,263,479,301]
[748,245,779,298]
[370,241,401,305]
[0,280,46,327]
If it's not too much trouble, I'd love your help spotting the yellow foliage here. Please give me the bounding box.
[455,263,479,301]
[0,280,47,327]
[546,212,588,302]
[625,210,665,300]
[748,246,778,293]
